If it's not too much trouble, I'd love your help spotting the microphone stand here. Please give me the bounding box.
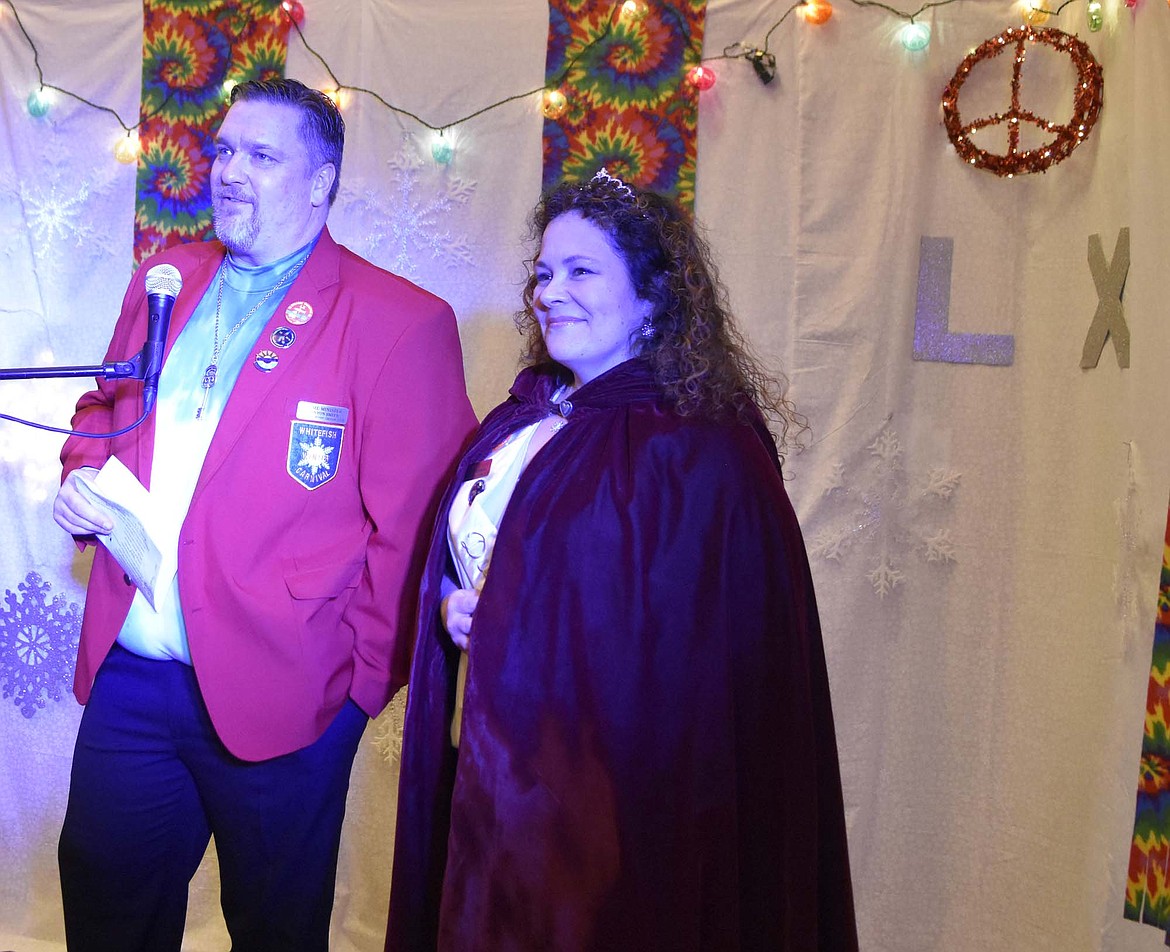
[3,265,177,432]
[0,355,142,382]
[0,352,150,438]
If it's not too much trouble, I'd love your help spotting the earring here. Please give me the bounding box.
[640,320,654,339]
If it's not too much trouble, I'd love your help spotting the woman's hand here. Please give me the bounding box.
[53,467,113,537]
[441,588,479,651]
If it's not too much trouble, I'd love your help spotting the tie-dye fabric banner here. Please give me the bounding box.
[1125,503,1170,935]
[542,0,708,208]
[134,1,289,265]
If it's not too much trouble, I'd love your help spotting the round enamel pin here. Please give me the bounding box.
[271,326,296,348]
[254,350,280,372]
[285,301,313,325]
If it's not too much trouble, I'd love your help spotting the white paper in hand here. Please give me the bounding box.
[72,457,177,610]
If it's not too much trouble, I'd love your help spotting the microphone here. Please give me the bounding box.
[140,264,182,413]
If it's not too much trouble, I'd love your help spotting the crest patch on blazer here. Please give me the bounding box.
[287,421,344,489]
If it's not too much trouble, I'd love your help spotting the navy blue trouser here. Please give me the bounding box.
[59,644,368,952]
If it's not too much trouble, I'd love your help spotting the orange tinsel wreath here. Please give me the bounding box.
[941,25,1104,177]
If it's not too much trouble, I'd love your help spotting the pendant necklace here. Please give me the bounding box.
[548,383,576,433]
[196,252,309,419]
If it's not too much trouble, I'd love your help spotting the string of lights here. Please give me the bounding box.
[0,0,175,133]
[0,0,1143,165]
[285,0,625,131]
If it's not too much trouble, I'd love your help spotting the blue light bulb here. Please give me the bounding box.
[899,22,931,52]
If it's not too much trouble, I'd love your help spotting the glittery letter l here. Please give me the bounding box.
[912,236,1015,366]
[1080,228,1130,370]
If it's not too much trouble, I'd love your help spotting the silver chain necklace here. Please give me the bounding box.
[195,253,309,419]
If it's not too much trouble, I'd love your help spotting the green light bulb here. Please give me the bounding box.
[1087,0,1103,31]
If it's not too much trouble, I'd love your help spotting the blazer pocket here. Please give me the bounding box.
[284,556,366,600]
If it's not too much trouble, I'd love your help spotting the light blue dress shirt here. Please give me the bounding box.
[117,239,316,663]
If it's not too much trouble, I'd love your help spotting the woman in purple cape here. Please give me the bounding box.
[386,170,858,952]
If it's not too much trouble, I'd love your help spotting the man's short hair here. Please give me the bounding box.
[229,78,345,206]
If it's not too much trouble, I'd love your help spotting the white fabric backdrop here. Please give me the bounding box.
[0,1,1167,949]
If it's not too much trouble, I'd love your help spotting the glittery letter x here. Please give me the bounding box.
[1080,228,1130,369]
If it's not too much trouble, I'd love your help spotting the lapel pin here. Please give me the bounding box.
[285,301,313,325]
[271,326,296,348]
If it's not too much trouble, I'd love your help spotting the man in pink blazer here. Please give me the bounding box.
[52,78,475,951]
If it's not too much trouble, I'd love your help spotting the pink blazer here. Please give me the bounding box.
[61,228,476,761]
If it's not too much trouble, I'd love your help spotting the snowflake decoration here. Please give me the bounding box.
[371,686,409,764]
[21,178,96,249]
[808,525,852,563]
[923,468,962,499]
[823,462,847,494]
[337,138,476,279]
[0,572,81,718]
[814,419,962,598]
[0,143,124,271]
[867,556,905,597]
[868,426,903,465]
[922,529,958,562]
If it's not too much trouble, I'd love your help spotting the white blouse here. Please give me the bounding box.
[447,420,542,596]
[445,419,545,747]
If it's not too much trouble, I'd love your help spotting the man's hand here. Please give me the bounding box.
[53,467,113,536]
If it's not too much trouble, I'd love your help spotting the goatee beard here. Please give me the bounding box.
[213,204,260,254]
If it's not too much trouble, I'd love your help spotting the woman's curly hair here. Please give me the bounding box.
[516,172,806,452]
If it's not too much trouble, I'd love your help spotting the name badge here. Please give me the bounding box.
[296,401,350,425]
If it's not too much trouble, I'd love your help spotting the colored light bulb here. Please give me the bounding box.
[280,0,306,27]
[899,22,931,51]
[114,134,139,164]
[542,89,568,120]
[799,0,833,24]
[686,65,717,91]
[323,88,348,110]
[27,88,51,118]
[1087,0,1103,29]
[620,0,648,21]
[431,132,454,165]
[1022,0,1050,24]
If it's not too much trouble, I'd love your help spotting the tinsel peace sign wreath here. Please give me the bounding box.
[941,25,1103,177]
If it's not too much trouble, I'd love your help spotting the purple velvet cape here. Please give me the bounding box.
[386,358,857,952]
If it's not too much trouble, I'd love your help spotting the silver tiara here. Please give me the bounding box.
[591,167,635,199]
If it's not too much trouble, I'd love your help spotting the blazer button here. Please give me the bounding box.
[123,573,132,585]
